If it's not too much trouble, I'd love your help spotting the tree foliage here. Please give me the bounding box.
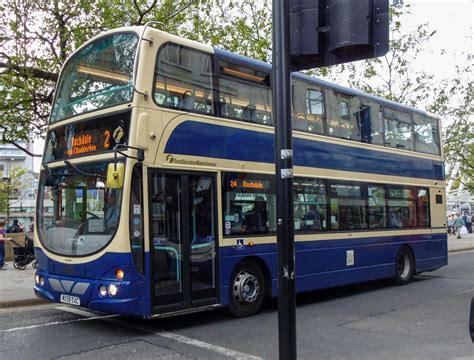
[0,1,472,191]
[327,5,473,191]
[0,0,203,144]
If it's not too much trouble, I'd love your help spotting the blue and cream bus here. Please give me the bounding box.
[34,25,447,318]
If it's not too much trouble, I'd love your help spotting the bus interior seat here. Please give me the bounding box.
[293,113,308,131]
[179,91,195,111]
[219,99,228,117]
[242,105,256,122]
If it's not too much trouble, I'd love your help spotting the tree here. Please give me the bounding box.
[325,5,473,192]
[185,1,272,62]
[0,0,203,147]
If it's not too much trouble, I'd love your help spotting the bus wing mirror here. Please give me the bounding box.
[106,163,125,189]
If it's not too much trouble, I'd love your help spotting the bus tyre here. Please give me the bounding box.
[395,246,415,285]
[228,260,265,318]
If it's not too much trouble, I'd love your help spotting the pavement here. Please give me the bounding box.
[1,233,473,309]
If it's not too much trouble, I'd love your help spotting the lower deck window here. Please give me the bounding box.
[222,173,276,236]
[329,183,367,231]
[222,173,431,237]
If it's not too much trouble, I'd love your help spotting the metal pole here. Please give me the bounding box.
[272,0,297,359]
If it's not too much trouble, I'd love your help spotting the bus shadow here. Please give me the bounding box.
[128,276,434,332]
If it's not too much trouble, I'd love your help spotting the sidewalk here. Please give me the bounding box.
[0,263,47,308]
[1,234,473,309]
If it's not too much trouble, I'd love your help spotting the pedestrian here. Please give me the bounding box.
[453,212,466,239]
[7,219,22,233]
[0,221,12,270]
[447,215,454,235]
[462,212,472,234]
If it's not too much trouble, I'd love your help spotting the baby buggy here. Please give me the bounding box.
[11,236,38,270]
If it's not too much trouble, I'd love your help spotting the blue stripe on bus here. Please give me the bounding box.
[164,121,444,180]
[219,232,447,304]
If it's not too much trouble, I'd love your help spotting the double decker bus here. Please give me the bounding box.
[34,25,447,318]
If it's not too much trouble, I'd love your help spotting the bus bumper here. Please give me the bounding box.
[33,270,149,317]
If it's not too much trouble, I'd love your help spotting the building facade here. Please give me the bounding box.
[0,135,37,231]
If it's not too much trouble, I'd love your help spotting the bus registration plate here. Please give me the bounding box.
[60,294,80,306]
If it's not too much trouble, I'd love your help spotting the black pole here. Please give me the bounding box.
[272,0,297,359]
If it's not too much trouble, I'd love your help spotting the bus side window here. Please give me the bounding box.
[413,114,441,155]
[383,108,414,151]
[293,177,327,232]
[327,91,360,141]
[218,61,272,126]
[291,79,325,135]
[154,43,214,115]
[222,173,276,237]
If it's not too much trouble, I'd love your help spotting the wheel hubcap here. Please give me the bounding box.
[397,253,410,279]
[233,270,259,304]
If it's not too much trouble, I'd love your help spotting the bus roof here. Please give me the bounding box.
[214,47,435,119]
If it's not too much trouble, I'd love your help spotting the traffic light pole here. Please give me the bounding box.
[272,0,297,359]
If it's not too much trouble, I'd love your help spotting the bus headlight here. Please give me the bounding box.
[99,285,107,297]
[35,275,45,286]
[108,284,118,297]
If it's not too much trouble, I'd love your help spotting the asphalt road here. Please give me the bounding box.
[1,251,474,360]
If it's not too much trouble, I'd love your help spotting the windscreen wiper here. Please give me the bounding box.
[64,160,105,178]
[43,164,70,177]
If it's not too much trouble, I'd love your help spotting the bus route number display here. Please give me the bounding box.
[43,111,130,163]
[65,128,117,157]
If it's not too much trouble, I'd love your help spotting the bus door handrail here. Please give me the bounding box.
[154,245,180,282]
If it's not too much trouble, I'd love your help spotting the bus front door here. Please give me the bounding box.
[149,171,218,313]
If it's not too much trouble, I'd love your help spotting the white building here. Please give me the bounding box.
[0,134,38,230]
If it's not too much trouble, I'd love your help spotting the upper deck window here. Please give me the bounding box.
[413,114,441,155]
[154,43,213,115]
[51,33,138,123]
[292,79,325,134]
[218,61,272,126]
[383,108,414,150]
[327,92,361,141]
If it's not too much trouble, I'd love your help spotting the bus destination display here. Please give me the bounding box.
[43,111,130,163]
[228,178,271,191]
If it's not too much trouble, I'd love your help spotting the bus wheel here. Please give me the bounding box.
[228,260,265,318]
[395,246,415,285]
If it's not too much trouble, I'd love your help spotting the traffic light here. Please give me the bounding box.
[290,0,389,70]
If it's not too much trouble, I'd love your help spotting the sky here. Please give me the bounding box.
[32,0,474,172]
[400,0,473,80]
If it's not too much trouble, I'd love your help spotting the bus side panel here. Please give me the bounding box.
[413,232,448,273]
[220,233,447,305]
[164,121,444,181]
